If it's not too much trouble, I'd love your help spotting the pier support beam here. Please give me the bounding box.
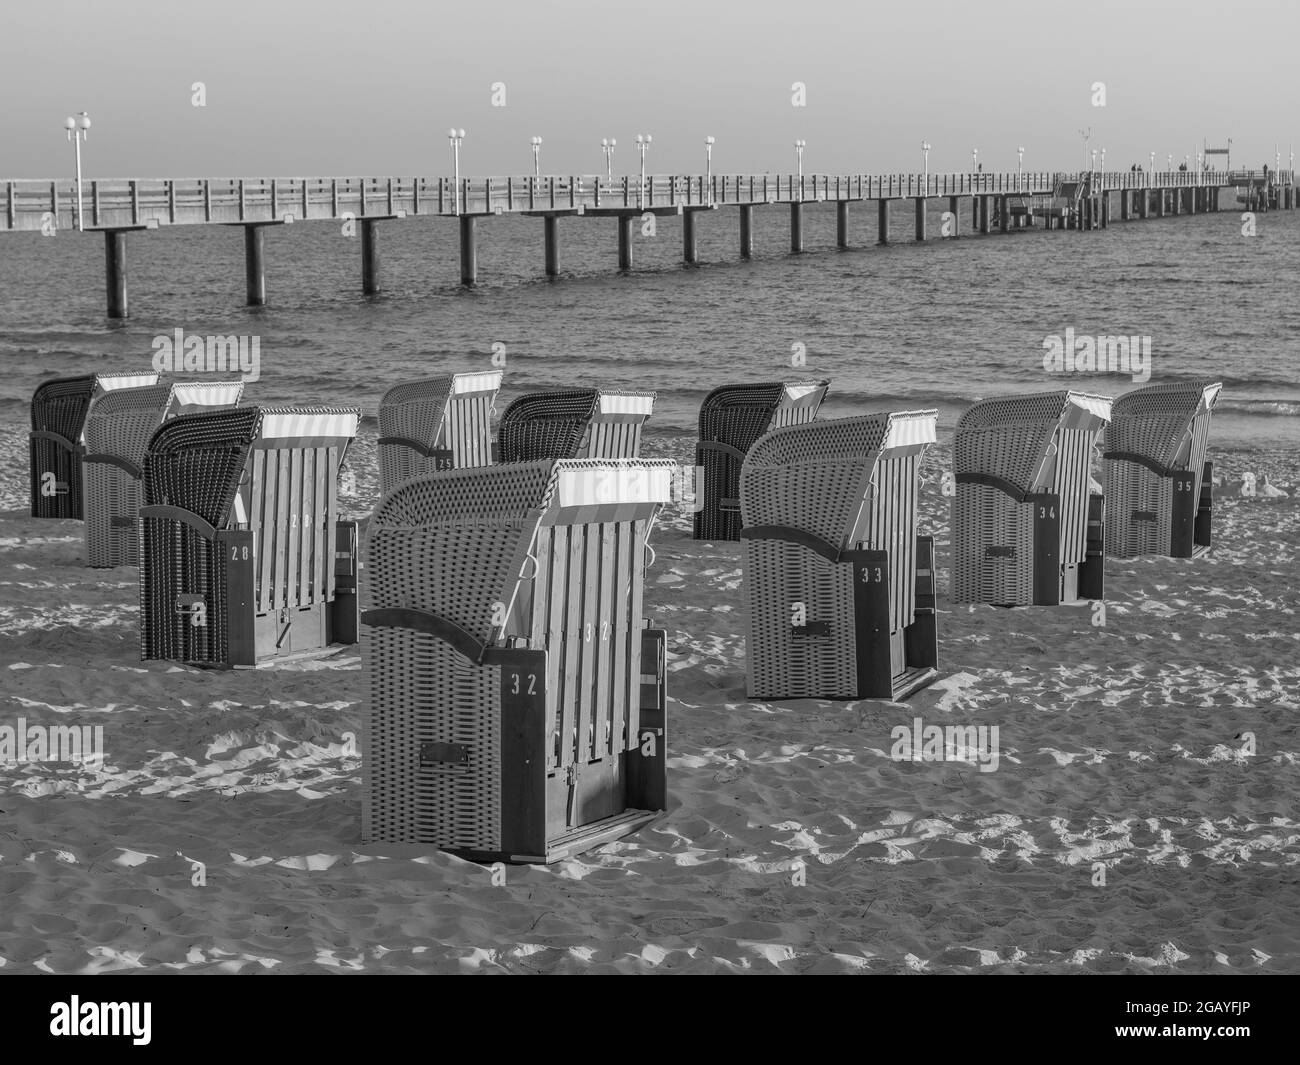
[1101,193,1109,228]
[459,214,478,285]
[972,197,980,230]
[999,195,1009,234]
[914,197,926,242]
[739,204,753,259]
[683,208,698,265]
[877,199,889,245]
[836,200,849,248]
[361,218,380,295]
[244,224,267,305]
[790,202,803,254]
[104,229,128,319]
[617,214,633,271]
[544,215,560,277]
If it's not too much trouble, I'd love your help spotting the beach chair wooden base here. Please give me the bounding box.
[141,513,359,668]
[362,625,667,864]
[744,532,939,702]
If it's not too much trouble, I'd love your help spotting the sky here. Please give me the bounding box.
[1,0,1296,179]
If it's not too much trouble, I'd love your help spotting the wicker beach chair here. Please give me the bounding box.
[953,390,1112,607]
[1103,380,1221,559]
[497,388,655,463]
[377,371,502,493]
[83,381,244,568]
[361,457,673,863]
[139,404,361,667]
[28,371,158,519]
[740,410,939,701]
[693,380,830,542]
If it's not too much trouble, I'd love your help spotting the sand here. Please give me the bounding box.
[0,421,1297,974]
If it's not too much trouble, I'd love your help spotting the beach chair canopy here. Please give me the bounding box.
[1105,380,1221,475]
[367,457,674,662]
[954,390,1112,499]
[741,409,937,550]
[143,404,360,527]
[378,371,502,482]
[31,370,159,444]
[85,381,245,474]
[697,379,830,451]
[497,388,655,462]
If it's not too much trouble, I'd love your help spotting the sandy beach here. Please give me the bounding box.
[1,419,1295,974]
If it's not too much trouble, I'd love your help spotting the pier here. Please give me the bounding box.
[2,168,1293,318]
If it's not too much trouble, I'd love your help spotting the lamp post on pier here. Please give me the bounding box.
[705,135,715,202]
[794,139,807,190]
[448,128,465,214]
[1078,127,1090,173]
[1017,146,1025,192]
[601,138,616,182]
[64,111,90,232]
[635,134,651,208]
[530,136,542,179]
[1149,151,1155,186]
[921,141,931,189]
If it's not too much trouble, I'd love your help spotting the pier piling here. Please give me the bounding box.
[683,208,698,264]
[544,215,560,277]
[790,201,803,254]
[914,197,926,242]
[836,200,849,248]
[739,204,753,259]
[104,229,128,319]
[459,214,478,285]
[877,199,889,245]
[361,218,380,295]
[617,214,633,271]
[980,196,991,235]
[244,224,266,306]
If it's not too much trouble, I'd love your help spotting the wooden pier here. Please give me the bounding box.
[1,168,1293,317]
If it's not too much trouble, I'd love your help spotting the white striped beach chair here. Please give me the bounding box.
[740,411,939,701]
[139,404,361,667]
[497,388,654,462]
[83,381,244,567]
[953,390,1112,606]
[29,370,158,520]
[693,380,830,542]
[361,457,672,863]
[377,371,502,493]
[1104,380,1221,559]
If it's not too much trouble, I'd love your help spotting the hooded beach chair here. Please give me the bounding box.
[952,390,1112,607]
[361,457,672,863]
[1103,380,1221,559]
[693,380,830,542]
[29,370,158,519]
[139,404,361,667]
[83,381,244,568]
[496,389,655,463]
[377,371,502,493]
[739,411,939,702]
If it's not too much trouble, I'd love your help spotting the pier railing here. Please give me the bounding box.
[2,169,1286,233]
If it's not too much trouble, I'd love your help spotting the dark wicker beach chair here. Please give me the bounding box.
[1104,380,1221,559]
[139,404,360,667]
[740,410,939,701]
[377,371,502,493]
[693,380,830,542]
[83,381,244,567]
[497,388,655,463]
[361,457,673,863]
[29,371,158,519]
[953,390,1112,606]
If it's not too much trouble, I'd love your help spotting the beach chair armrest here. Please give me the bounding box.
[138,504,219,541]
[361,606,487,663]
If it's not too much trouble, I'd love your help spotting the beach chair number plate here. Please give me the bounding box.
[860,566,884,582]
[1039,505,1056,519]
[510,672,537,695]
[230,545,250,561]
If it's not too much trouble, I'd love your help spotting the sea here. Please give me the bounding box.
[1,196,1297,450]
